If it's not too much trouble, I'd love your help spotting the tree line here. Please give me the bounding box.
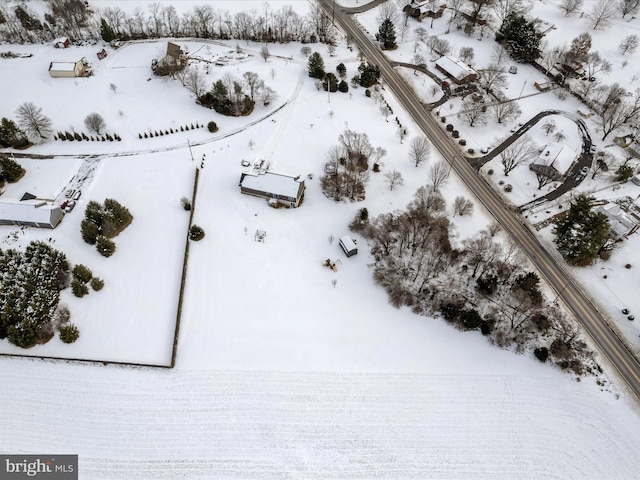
[0,1,337,45]
[350,187,597,375]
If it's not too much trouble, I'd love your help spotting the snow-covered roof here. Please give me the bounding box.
[49,62,77,72]
[240,172,302,199]
[435,56,477,81]
[0,197,63,227]
[597,204,637,240]
[539,143,577,175]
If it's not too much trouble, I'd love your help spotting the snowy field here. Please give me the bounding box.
[1,0,640,478]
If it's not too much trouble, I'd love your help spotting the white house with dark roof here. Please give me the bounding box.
[0,197,64,228]
[239,172,305,207]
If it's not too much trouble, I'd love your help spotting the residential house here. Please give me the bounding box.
[403,1,446,21]
[0,196,64,228]
[529,143,578,181]
[152,42,186,75]
[596,203,639,241]
[239,172,305,208]
[434,56,479,85]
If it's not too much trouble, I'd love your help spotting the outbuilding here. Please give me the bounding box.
[53,37,70,48]
[0,197,64,228]
[239,171,305,207]
[339,236,358,257]
[49,58,89,78]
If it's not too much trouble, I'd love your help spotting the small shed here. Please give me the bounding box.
[0,197,64,228]
[53,37,70,48]
[239,172,305,207]
[339,236,358,257]
[435,56,478,84]
[49,58,88,78]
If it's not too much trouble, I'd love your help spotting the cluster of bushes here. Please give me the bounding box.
[80,199,133,257]
[70,264,104,298]
[352,189,598,376]
[54,131,121,142]
[138,122,204,139]
[0,117,29,148]
[0,241,70,348]
[197,79,255,117]
[0,155,25,184]
[189,225,205,241]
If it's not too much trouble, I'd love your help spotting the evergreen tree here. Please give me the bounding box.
[59,324,80,344]
[376,18,397,50]
[95,236,116,257]
[0,118,29,148]
[323,72,338,92]
[496,13,543,62]
[100,18,116,42]
[338,80,349,93]
[336,63,347,78]
[0,156,25,183]
[307,52,325,79]
[358,62,381,88]
[553,195,610,265]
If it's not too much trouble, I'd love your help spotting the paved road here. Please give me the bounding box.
[320,0,640,400]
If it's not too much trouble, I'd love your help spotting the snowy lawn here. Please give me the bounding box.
[0,1,640,478]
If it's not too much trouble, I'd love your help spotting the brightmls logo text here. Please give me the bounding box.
[0,455,77,480]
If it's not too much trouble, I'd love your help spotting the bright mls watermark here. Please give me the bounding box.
[0,455,77,479]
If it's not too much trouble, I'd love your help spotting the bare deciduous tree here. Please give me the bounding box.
[453,196,474,216]
[428,161,450,191]
[500,134,537,175]
[260,45,270,61]
[16,102,52,141]
[480,64,508,92]
[384,170,404,191]
[542,119,556,135]
[184,67,206,98]
[409,135,431,167]
[491,44,509,66]
[587,0,617,30]
[459,97,489,127]
[493,101,522,124]
[492,0,526,23]
[583,51,611,80]
[558,0,584,16]
[376,1,399,25]
[84,113,106,135]
[618,0,640,17]
[243,71,262,100]
[260,86,278,106]
[619,34,640,55]
[459,46,475,63]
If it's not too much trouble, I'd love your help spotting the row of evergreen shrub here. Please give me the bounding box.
[54,131,121,142]
[138,122,203,139]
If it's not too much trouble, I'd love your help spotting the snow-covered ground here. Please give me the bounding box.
[1,0,640,478]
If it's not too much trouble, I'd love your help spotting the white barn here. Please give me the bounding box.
[0,197,64,228]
